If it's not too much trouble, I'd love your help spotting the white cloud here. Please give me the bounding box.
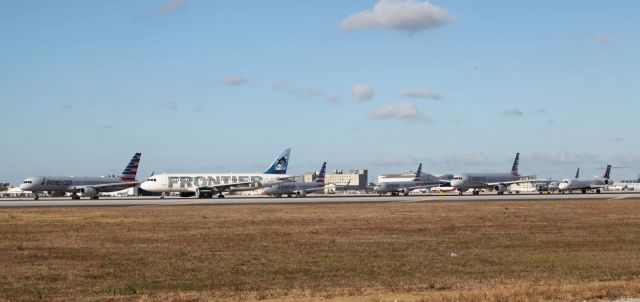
[223,75,248,86]
[370,102,428,121]
[400,89,441,100]
[503,109,523,116]
[597,34,613,45]
[158,0,185,14]
[271,80,289,90]
[339,0,455,33]
[352,84,374,101]
[164,101,178,111]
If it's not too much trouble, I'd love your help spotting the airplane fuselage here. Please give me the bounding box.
[263,182,322,196]
[19,176,135,193]
[558,177,613,192]
[140,173,291,193]
[450,173,519,191]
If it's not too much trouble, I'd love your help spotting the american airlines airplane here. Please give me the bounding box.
[449,153,539,195]
[140,148,293,198]
[374,163,442,196]
[19,153,142,200]
[558,165,613,194]
[264,162,326,197]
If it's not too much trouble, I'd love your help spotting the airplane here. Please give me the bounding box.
[19,153,142,200]
[558,165,614,194]
[264,162,326,197]
[140,148,294,198]
[449,153,543,195]
[373,163,442,196]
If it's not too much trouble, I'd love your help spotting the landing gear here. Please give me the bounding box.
[90,196,99,200]
[287,194,292,198]
[404,192,409,196]
[33,193,39,200]
[378,193,383,197]
[596,189,601,194]
[458,191,464,196]
[217,193,225,198]
[71,193,80,200]
[581,189,587,194]
[160,192,165,199]
[472,190,480,196]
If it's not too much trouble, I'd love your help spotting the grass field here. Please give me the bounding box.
[1,199,640,301]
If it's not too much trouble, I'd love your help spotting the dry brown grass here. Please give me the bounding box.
[1,199,640,301]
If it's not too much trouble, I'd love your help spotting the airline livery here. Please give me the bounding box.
[140,148,293,198]
[374,163,442,196]
[450,153,543,195]
[19,153,142,200]
[264,162,327,197]
[558,165,613,194]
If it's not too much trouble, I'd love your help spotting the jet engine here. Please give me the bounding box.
[48,191,66,197]
[401,188,411,196]
[295,190,307,197]
[493,184,508,193]
[80,187,98,197]
[604,179,613,185]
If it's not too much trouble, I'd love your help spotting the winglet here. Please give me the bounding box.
[511,153,520,176]
[121,153,142,181]
[603,165,612,179]
[575,168,580,179]
[316,162,327,187]
[414,163,423,182]
[264,148,291,175]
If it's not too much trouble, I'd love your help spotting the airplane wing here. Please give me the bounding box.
[71,181,141,191]
[487,179,552,186]
[407,184,442,191]
[202,181,257,192]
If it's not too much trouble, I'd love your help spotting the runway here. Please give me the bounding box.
[1,191,639,208]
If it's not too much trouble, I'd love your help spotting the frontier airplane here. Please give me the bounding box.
[140,148,293,198]
[19,153,142,200]
[264,162,327,197]
[558,165,613,194]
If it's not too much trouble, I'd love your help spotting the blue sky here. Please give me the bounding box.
[1,0,639,184]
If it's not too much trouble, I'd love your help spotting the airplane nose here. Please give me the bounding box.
[140,181,151,191]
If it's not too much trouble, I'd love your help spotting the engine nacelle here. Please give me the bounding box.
[48,191,66,197]
[401,188,410,195]
[604,179,613,185]
[196,188,214,198]
[295,190,307,197]
[493,184,507,193]
[180,192,196,198]
[80,187,98,197]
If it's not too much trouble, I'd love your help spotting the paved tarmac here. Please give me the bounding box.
[0,191,638,208]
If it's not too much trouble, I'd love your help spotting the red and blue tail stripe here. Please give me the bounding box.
[121,153,141,181]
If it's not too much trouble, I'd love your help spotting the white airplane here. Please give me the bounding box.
[264,162,326,197]
[558,165,613,194]
[373,163,442,196]
[449,153,543,195]
[19,153,142,200]
[140,148,293,198]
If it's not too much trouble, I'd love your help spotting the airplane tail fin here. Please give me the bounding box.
[603,165,612,179]
[121,153,142,181]
[264,148,291,175]
[575,168,580,179]
[414,163,423,182]
[511,153,520,176]
[316,162,327,187]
